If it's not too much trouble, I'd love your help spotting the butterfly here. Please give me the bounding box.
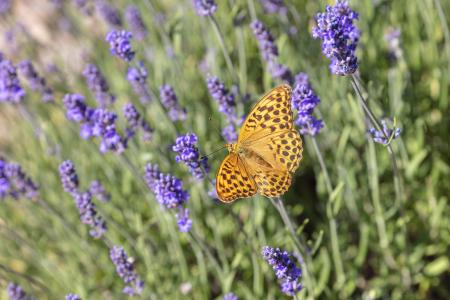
[216,84,303,202]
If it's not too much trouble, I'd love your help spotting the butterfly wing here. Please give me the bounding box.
[238,84,294,144]
[216,152,257,203]
[244,129,303,173]
[243,155,293,197]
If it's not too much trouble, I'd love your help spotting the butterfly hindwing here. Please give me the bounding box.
[216,153,257,203]
[244,129,303,173]
[238,84,293,144]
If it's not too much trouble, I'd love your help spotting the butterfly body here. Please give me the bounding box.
[216,85,303,203]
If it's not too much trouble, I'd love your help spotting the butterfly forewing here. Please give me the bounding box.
[238,84,293,144]
[216,153,257,202]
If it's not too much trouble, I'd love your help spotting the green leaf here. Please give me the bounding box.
[424,256,449,276]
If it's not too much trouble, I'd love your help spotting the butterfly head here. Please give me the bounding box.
[225,143,238,153]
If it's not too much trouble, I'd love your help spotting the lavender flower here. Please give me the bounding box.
[123,102,153,142]
[105,30,135,62]
[192,0,217,17]
[260,0,287,15]
[206,75,237,120]
[73,0,93,15]
[127,62,151,104]
[123,102,140,133]
[292,72,323,136]
[89,180,110,202]
[18,60,54,102]
[159,84,186,121]
[125,5,148,41]
[268,61,293,84]
[368,119,401,145]
[172,133,209,180]
[91,108,126,154]
[223,292,238,300]
[312,1,360,75]
[0,58,26,103]
[65,294,81,300]
[0,158,39,200]
[221,123,238,143]
[206,76,241,142]
[250,20,278,61]
[74,191,107,238]
[62,93,91,123]
[59,160,79,194]
[262,246,302,296]
[7,282,29,300]
[0,0,11,14]
[110,245,144,296]
[144,163,192,232]
[385,27,402,63]
[82,63,115,107]
[176,207,192,232]
[96,0,122,26]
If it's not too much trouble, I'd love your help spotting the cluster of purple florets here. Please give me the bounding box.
[144,163,192,232]
[0,55,25,103]
[368,119,402,145]
[105,30,135,62]
[312,1,360,75]
[126,61,151,104]
[109,245,144,296]
[292,73,323,136]
[250,20,293,84]
[123,102,153,142]
[262,246,303,296]
[192,0,217,17]
[18,60,54,103]
[159,84,187,121]
[59,160,107,239]
[63,94,127,154]
[206,75,241,142]
[125,5,148,41]
[65,294,82,300]
[172,133,210,180]
[82,63,115,107]
[7,282,29,300]
[0,158,38,200]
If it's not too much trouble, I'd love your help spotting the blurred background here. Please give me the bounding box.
[0,0,449,299]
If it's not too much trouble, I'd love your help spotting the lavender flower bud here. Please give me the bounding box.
[0,58,25,103]
[262,246,302,296]
[260,0,287,15]
[125,5,148,41]
[110,245,144,296]
[7,282,29,300]
[127,62,151,104]
[89,180,110,202]
[59,160,79,195]
[368,119,402,145]
[223,292,238,300]
[250,20,278,61]
[82,63,115,107]
[105,30,135,62]
[1,158,39,200]
[62,93,90,123]
[74,191,107,238]
[176,207,192,232]
[96,0,122,26]
[172,133,209,180]
[18,60,54,102]
[0,0,11,15]
[192,0,217,17]
[292,72,323,136]
[159,84,186,121]
[65,294,82,300]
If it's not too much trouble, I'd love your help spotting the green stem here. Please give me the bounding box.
[209,15,240,85]
[349,75,404,207]
[310,136,345,288]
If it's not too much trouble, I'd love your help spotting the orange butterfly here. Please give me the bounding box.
[216,84,303,202]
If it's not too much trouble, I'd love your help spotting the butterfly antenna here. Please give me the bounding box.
[208,115,227,141]
[200,145,227,160]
